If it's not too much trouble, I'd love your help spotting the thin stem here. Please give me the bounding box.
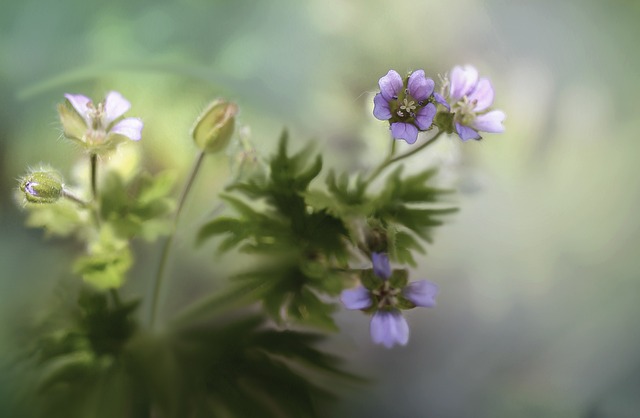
[148,150,206,329]
[363,130,444,188]
[62,188,90,207]
[88,153,101,228]
[90,153,98,200]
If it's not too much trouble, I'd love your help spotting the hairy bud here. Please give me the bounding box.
[20,170,64,204]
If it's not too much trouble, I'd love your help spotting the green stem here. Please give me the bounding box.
[148,150,206,329]
[90,153,98,200]
[88,153,101,228]
[363,130,444,189]
[62,188,90,207]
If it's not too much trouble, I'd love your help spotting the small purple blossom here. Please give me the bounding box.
[59,91,143,149]
[371,252,391,279]
[373,70,437,144]
[370,310,409,348]
[340,252,438,348]
[439,65,505,141]
[404,280,439,307]
[340,285,372,310]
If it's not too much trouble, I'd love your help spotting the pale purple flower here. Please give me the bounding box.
[403,280,439,307]
[372,252,391,279]
[60,91,143,148]
[373,69,437,144]
[370,310,409,348]
[340,252,438,348]
[439,65,505,141]
[340,285,372,310]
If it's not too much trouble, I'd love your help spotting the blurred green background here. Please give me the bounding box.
[2,0,640,416]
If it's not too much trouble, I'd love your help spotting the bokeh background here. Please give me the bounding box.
[2,0,640,417]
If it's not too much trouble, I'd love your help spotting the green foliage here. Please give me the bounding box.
[73,227,132,289]
[198,132,351,329]
[100,170,176,241]
[24,199,87,238]
[29,288,141,418]
[26,288,355,418]
[372,166,457,242]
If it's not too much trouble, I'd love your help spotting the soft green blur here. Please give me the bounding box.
[2,0,640,417]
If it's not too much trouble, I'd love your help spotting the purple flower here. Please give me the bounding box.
[373,70,437,144]
[58,91,143,150]
[403,280,439,307]
[371,252,391,279]
[439,65,505,141]
[340,285,372,310]
[370,310,409,348]
[340,252,439,348]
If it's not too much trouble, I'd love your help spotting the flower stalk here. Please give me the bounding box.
[148,150,206,329]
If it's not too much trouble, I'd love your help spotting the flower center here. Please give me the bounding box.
[452,96,478,125]
[86,101,106,130]
[372,281,400,309]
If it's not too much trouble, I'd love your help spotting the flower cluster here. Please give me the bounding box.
[373,65,504,142]
[341,253,439,348]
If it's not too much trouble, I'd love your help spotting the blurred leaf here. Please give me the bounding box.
[24,199,87,238]
[100,170,176,241]
[73,227,132,289]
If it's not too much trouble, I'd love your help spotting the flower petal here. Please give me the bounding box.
[449,65,478,101]
[467,78,494,112]
[390,122,419,144]
[370,310,409,348]
[434,93,450,110]
[103,91,131,125]
[471,110,505,133]
[372,252,391,280]
[378,70,403,101]
[414,103,436,130]
[455,122,481,141]
[404,280,439,307]
[373,93,392,120]
[110,117,143,141]
[340,286,372,310]
[407,70,434,102]
[64,93,92,126]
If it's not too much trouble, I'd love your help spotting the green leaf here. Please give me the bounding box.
[100,170,176,241]
[24,199,86,238]
[73,227,132,289]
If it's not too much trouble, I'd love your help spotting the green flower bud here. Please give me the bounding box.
[191,99,238,153]
[20,170,64,204]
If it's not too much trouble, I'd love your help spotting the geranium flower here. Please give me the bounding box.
[340,252,439,348]
[373,70,437,144]
[58,91,143,151]
[436,65,505,141]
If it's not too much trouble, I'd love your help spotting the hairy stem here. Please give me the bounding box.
[148,150,206,329]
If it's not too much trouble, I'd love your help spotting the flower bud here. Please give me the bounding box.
[20,170,64,204]
[191,99,238,153]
